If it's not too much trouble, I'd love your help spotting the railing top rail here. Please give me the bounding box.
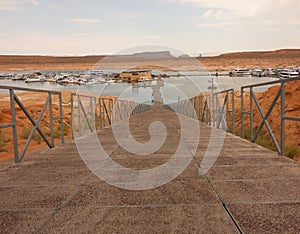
[0,85,61,94]
[241,77,300,89]
[71,93,96,99]
[216,88,234,94]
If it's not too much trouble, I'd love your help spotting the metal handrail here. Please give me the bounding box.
[188,76,300,156]
[71,93,96,138]
[0,85,64,162]
[241,77,300,156]
[213,89,235,134]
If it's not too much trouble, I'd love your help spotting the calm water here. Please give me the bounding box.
[0,70,278,104]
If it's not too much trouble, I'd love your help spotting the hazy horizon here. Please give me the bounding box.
[0,0,299,56]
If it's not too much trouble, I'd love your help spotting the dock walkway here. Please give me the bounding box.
[1,107,300,233]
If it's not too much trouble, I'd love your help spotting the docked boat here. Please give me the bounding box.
[279,69,299,79]
[12,74,26,81]
[25,76,46,83]
[251,68,264,77]
[229,68,251,77]
[263,68,277,77]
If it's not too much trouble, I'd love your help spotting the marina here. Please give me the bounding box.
[0,70,281,99]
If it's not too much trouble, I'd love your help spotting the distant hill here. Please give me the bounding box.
[213,49,300,59]
[132,51,174,58]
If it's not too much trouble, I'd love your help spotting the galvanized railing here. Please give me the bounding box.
[0,85,64,162]
[241,77,300,155]
[71,93,97,138]
[98,97,115,128]
[71,93,151,138]
[187,77,299,157]
[213,89,235,134]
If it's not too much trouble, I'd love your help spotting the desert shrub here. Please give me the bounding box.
[285,145,299,159]
[255,134,276,151]
[54,124,69,138]
[21,126,32,139]
[21,126,42,144]
[0,131,7,152]
[41,126,51,137]
[33,132,42,144]
[239,128,277,152]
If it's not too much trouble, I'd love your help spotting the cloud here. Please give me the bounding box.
[196,22,241,30]
[119,14,137,19]
[0,0,21,11]
[171,0,300,23]
[28,0,39,5]
[48,5,64,9]
[68,18,100,24]
[0,0,39,11]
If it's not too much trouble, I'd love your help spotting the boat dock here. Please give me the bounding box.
[1,106,300,233]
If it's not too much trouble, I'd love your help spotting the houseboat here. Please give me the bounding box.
[229,68,251,77]
[120,70,152,83]
[25,76,46,83]
[12,74,26,81]
[263,68,277,77]
[280,69,299,79]
[251,68,264,77]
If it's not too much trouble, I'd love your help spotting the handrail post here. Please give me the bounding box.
[232,89,235,134]
[71,94,74,139]
[9,89,19,163]
[280,81,285,156]
[241,88,245,138]
[226,91,229,132]
[250,87,254,142]
[49,92,54,148]
[212,94,215,127]
[59,93,64,144]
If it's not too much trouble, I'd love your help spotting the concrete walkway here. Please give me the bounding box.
[1,108,300,233]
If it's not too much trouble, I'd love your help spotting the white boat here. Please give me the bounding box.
[12,74,25,81]
[229,68,251,77]
[25,76,46,83]
[263,68,277,77]
[251,68,264,77]
[280,69,299,79]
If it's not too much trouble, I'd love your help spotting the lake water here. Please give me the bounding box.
[0,70,278,104]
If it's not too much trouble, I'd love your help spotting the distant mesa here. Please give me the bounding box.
[178,54,190,58]
[132,51,174,59]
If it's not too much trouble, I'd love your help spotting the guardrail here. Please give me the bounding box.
[71,93,97,138]
[71,93,151,138]
[189,77,300,157]
[213,89,235,134]
[0,85,64,162]
[241,77,300,155]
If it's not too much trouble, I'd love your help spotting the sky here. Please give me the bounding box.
[0,0,299,56]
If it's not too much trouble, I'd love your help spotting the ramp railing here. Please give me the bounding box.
[71,94,151,138]
[241,77,300,155]
[0,85,64,162]
[71,93,97,138]
[189,77,299,157]
[213,89,235,134]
